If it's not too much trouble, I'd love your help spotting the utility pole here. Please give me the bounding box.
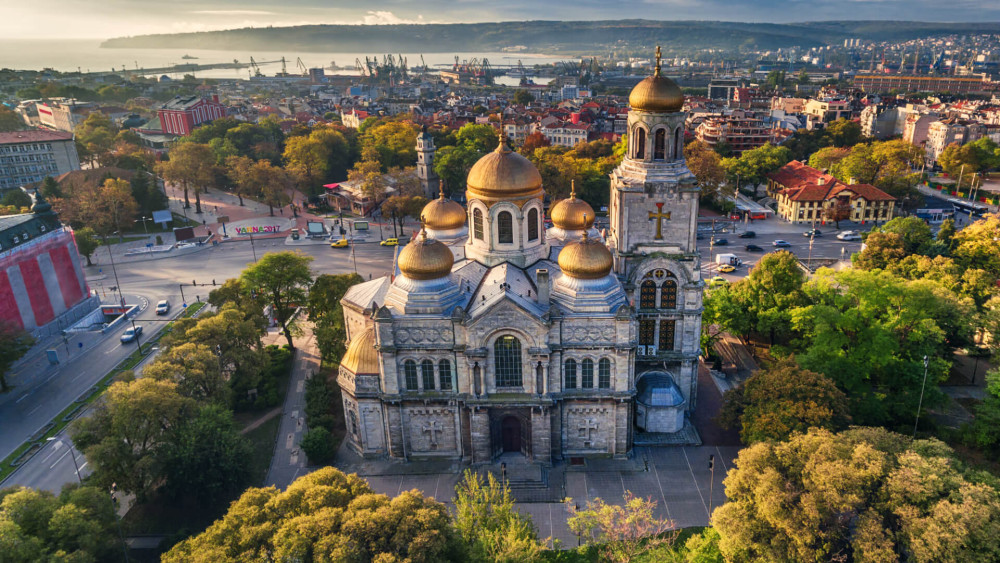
[913,355,930,439]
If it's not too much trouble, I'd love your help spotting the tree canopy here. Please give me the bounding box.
[240,251,314,349]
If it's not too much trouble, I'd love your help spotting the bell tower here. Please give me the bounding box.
[607,46,702,416]
[416,125,438,198]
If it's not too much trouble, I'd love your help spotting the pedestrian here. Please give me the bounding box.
[280,208,284,215]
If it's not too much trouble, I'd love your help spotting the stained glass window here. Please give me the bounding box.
[640,280,656,309]
[528,208,539,241]
[473,208,484,240]
[404,360,418,390]
[639,319,655,346]
[660,280,677,309]
[498,211,513,244]
[494,335,522,387]
[659,320,676,351]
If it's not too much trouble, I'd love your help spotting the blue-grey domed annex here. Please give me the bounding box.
[337,49,704,464]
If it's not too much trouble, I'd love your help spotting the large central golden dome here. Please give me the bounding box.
[629,46,684,113]
[422,183,467,231]
[398,229,454,280]
[466,135,544,202]
[549,181,595,231]
[558,234,613,279]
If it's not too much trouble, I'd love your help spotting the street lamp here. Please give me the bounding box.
[913,355,930,439]
[46,437,82,485]
[808,233,815,271]
[101,233,126,308]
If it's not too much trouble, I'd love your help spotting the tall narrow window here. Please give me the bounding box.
[404,360,418,390]
[497,211,513,244]
[494,335,522,387]
[654,129,666,160]
[634,128,646,159]
[527,208,539,241]
[675,128,683,159]
[660,279,677,309]
[421,359,435,390]
[349,411,359,437]
[659,320,676,351]
[565,359,577,389]
[473,208,484,240]
[640,280,657,309]
[581,359,594,389]
[639,319,655,346]
[439,359,453,391]
[598,358,611,389]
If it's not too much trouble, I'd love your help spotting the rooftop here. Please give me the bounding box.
[0,130,74,145]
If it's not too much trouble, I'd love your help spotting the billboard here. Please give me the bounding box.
[174,226,196,242]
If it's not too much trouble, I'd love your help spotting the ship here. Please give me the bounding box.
[181,54,198,60]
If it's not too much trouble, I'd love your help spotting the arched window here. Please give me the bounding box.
[565,359,577,389]
[675,128,683,159]
[473,208,484,240]
[404,360,418,391]
[640,280,657,309]
[439,359,453,391]
[654,129,666,160]
[634,127,646,159]
[421,359,435,390]
[494,335,522,387]
[527,208,539,241]
[598,358,611,389]
[660,279,677,309]
[497,211,513,244]
[581,359,594,388]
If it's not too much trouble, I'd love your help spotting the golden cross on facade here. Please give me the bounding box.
[648,202,670,240]
[654,45,662,76]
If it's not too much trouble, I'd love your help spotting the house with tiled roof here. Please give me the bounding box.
[767,160,895,225]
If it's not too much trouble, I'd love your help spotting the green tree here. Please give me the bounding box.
[157,404,253,505]
[952,213,1000,280]
[0,107,25,132]
[72,227,99,266]
[347,145,388,204]
[0,189,31,209]
[360,120,419,169]
[71,378,197,500]
[163,467,464,563]
[512,90,535,105]
[684,140,727,205]
[39,176,61,199]
[721,143,792,192]
[937,217,957,252]
[143,342,229,404]
[300,426,337,464]
[156,142,217,213]
[434,143,483,193]
[74,112,118,167]
[0,321,35,393]
[453,471,544,563]
[852,231,906,270]
[283,134,329,194]
[718,358,851,443]
[568,492,676,563]
[182,306,266,402]
[876,216,934,255]
[308,273,363,364]
[240,251,314,349]
[713,428,1000,563]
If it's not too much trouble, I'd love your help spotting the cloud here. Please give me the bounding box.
[191,10,278,15]
[360,11,428,25]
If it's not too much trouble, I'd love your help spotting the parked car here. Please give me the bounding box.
[713,238,729,246]
[330,238,349,248]
[836,231,862,241]
[717,264,736,273]
[738,231,756,238]
[155,300,170,315]
[773,239,791,247]
[745,244,763,251]
[803,229,823,237]
[380,238,399,246]
[709,276,729,287]
[120,325,143,343]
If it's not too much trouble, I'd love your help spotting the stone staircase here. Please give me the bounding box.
[477,454,566,502]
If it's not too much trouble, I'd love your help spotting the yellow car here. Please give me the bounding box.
[330,238,349,248]
[380,238,399,247]
[709,276,729,287]
[717,264,736,273]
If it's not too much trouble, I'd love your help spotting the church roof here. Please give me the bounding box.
[636,372,685,407]
[466,263,545,318]
[343,277,390,311]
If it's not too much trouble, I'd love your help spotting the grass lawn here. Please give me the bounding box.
[99,234,149,246]
[245,414,282,486]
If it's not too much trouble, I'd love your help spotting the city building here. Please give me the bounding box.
[767,160,896,224]
[694,112,777,154]
[708,78,739,101]
[902,110,941,146]
[156,94,227,136]
[0,130,81,191]
[540,121,590,147]
[415,126,438,198]
[854,74,1000,96]
[803,98,851,125]
[0,191,95,336]
[925,118,986,163]
[35,99,92,132]
[335,50,701,465]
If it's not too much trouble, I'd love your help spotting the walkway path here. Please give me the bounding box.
[264,322,319,489]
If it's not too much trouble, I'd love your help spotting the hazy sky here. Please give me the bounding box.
[7,0,999,40]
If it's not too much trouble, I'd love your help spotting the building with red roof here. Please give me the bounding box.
[767,160,896,224]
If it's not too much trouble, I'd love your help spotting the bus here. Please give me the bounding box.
[952,200,989,217]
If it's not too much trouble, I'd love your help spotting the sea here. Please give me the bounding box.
[0,39,568,84]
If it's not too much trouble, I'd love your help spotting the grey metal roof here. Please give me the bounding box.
[636,372,684,407]
[467,263,545,318]
[0,212,62,254]
[343,277,390,311]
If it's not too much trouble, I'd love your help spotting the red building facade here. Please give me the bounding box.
[157,95,227,136]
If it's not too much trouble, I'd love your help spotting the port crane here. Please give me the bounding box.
[249,57,262,77]
[296,57,308,76]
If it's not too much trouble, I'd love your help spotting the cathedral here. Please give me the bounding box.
[337,50,703,464]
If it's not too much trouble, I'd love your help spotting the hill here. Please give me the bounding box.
[101,20,1000,54]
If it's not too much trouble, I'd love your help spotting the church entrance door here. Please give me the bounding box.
[501,416,521,452]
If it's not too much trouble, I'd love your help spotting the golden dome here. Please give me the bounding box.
[466,134,544,202]
[549,181,595,231]
[398,229,454,280]
[558,234,613,279]
[342,327,379,374]
[421,183,467,231]
[629,46,684,113]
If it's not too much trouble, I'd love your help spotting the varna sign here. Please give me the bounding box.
[234,225,282,235]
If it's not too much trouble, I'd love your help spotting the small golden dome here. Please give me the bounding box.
[466,133,544,202]
[421,183,467,231]
[342,327,379,374]
[558,234,613,279]
[629,46,684,113]
[549,181,595,231]
[398,229,454,280]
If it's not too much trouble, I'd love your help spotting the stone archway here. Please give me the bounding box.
[501,416,521,452]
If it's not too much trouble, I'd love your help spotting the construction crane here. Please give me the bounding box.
[280,56,288,76]
[249,56,262,77]
[296,57,307,76]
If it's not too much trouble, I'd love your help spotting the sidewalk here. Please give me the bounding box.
[264,322,318,489]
